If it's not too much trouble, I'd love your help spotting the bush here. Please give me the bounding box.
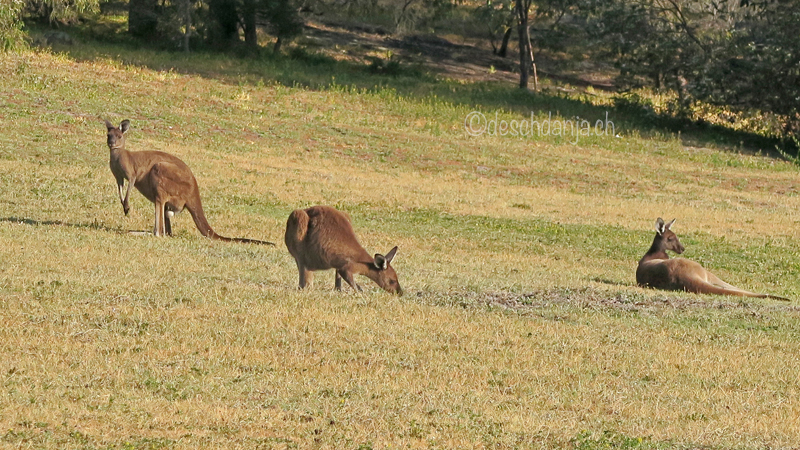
[0,0,26,51]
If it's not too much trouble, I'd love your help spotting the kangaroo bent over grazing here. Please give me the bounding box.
[636,218,788,300]
[104,119,273,245]
[285,205,402,294]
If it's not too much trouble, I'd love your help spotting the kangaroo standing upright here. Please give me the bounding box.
[285,205,402,294]
[104,119,273,244]
[636,218,788,300]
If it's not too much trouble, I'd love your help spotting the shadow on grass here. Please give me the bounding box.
[44,20,788,159]
[0,216,146,235]
[591,277,635,288]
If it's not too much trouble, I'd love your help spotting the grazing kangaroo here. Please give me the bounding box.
[285,205,402,294]
[636,218,788,300]
[104,119,273,245]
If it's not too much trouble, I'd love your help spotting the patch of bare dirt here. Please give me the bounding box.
[416,288,800,315]
[302,20,616,90]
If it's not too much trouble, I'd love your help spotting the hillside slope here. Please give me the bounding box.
[1,45,799,449]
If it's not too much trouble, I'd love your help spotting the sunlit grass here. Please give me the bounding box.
[1,43,800,449]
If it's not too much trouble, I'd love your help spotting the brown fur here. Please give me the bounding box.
[636,218,788,301]
[104,119,273,245]
[284,205,402,294]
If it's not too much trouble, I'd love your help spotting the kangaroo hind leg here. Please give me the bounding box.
[165,210,174,236]
[153,199,167,237]
[705,271,739,290]
[297,262,313,289]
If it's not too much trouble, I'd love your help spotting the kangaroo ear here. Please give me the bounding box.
[104,119,115,131]
[373,254,388,270]
[384,246,398,264]
[665,218,676,230]
[120,120,131,134]
[655,217,666,235]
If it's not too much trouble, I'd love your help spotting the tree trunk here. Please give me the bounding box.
[183,0,191,52]
[242,0,258,49]
[516,0,531,89]
[128,0,159,40]
[498,25,513,57]
[528,27,538,91]
[208,0,240,48]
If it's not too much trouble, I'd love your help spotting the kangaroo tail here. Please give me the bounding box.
[684,278,790,301]
[187,203,275,246]
[285,209,309,253]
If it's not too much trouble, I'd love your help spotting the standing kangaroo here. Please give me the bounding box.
[104,119,273,245]
[636,218,788,300]
[285,205,402,294]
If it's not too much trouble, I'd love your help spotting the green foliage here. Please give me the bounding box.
[206,0,239,46]
[153,0,202,50]
[261,0,303,51]
[0,0,25,51]
[775,137,800,167]
[584,0,714,92]
[473,0,514,55]
[695,2,800,136]
[581,0,800,139]
[24,0,100,23]
[151,0,303,51]
[1,0,100,50]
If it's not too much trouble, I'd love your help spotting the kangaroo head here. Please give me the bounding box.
[655,217,684,254]
[105,119,130,150]
[370,246,402,295]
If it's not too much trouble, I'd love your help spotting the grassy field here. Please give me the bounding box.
[1,38,800,449]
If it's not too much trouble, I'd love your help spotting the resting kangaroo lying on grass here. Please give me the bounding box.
[104,119,273,245]
[285,205,402,294]
[636,218,788,300]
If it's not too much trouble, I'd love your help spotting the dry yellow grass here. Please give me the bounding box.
[1,48,800,449]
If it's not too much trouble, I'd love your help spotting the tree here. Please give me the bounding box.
[241,0,258,49]
[0,0,25,51]
[261,0,303,52]
[584,0,738,97]
[695,1,800,136]
[2,0,101,51]
[181,0,193,52]
[25,0,100,24]
[152,0,198,51]
[475,0,515,57]
[129,0,160,40]
[202,0,302,51]
[512,0,577,90]
[207,0,240,47]
[515,0,535,89]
